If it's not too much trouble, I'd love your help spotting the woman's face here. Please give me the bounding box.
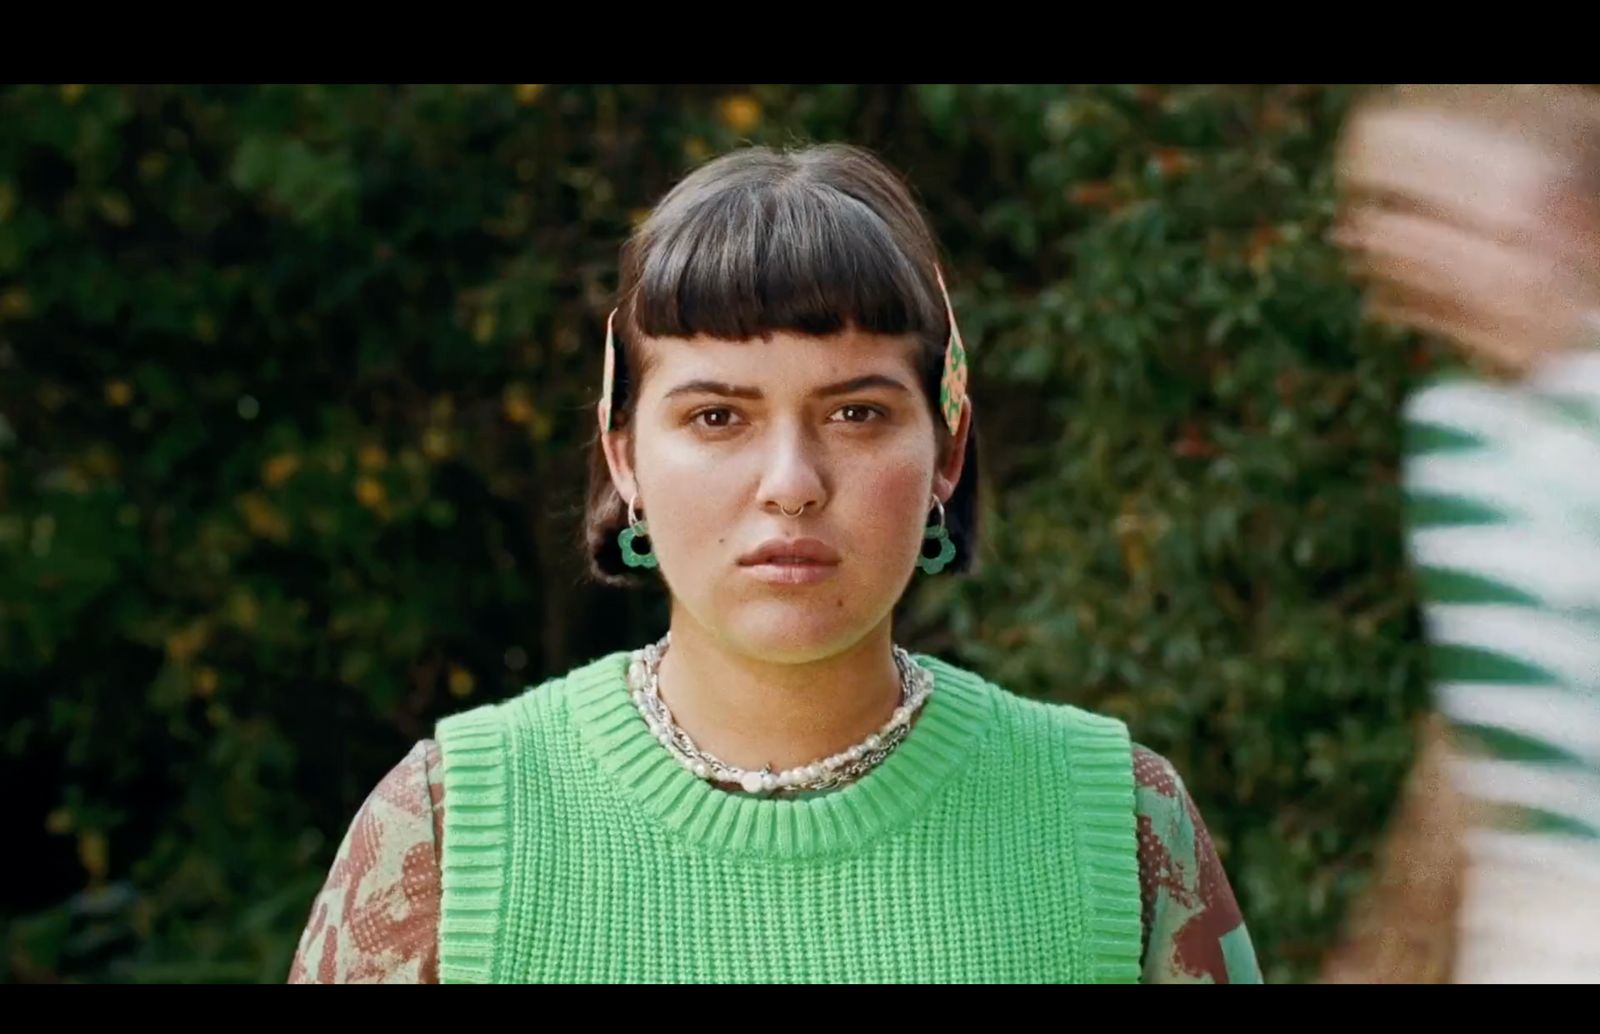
[604,328,968,664]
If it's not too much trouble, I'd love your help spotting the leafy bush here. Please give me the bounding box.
[0,84,1423,983]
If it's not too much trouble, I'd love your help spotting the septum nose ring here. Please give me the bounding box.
[779,502,808,518]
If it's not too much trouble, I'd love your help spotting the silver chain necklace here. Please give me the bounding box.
[625,633,935,797]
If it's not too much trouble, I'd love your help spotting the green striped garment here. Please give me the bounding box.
[1403,351,1600,981]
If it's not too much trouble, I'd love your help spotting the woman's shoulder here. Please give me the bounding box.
[1128,743,1210,854]
[288,739,445,983]
[340,738,444,832]
[1126,742,1262,984]
[935,663,1260,982]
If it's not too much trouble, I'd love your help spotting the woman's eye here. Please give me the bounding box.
[832,404,881,424]
[693,408,738,429]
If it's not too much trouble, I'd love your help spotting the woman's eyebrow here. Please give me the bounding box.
[661,379,763,400]
[811,374,913,398]
[661,374,912,401]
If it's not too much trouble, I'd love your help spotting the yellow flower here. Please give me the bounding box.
[355,477,388,512]
[261,452,301,487]
[138,152,169,181]
[502,384,535,425]
[684,137,711,163]
[358,444,388,471]
[82,444,120,479]
[61,83,86,104]
[45,808,73,835]
[473,310,498,344]
[0,287,31,319]
[448,664,476,698]
[227,589,260,631]
[164,622,209,664]
[719,95,762,134]
[530,409,554,443]
[97,192,134,227]
[422,428,453,460]
[514,84,545,105]
[79,831,109,882]
[240,491,291,540]
[194,667,219,698]
[104,380,133,407]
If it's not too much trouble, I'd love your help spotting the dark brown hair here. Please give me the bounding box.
[583,143,981,585]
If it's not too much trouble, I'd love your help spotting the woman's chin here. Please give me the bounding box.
[719,601,882,664]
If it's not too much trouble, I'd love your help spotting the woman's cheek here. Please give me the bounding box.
[846,451,935,562]
[637,437,745,562]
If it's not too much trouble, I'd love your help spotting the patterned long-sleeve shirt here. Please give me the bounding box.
[1401,348,1600,983]
[288,739,1260,984]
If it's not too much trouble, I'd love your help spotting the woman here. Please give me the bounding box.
[288,143,1260,984]
[1326,83,1600,983]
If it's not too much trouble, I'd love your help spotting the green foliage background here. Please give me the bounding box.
[0,84,1428,983]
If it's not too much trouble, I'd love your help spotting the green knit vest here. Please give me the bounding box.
[434,650,1143,983]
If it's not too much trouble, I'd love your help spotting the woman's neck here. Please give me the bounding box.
[652,614,904,774]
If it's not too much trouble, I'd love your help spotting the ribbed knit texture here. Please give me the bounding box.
[434,651,1143,983]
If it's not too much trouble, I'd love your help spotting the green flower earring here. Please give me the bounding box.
[917,496,956,575]
[619,494,658,570]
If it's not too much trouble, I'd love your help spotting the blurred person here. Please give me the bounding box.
[287,144,1261,984]
[1328,83,1600,983]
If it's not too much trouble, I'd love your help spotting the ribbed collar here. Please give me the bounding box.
[562,650,996,859]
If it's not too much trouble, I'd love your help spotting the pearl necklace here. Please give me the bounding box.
[625,634,935,797]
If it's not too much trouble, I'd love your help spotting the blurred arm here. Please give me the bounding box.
[1403,349,1600,983]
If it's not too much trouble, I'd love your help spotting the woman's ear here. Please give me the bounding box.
[932,396,971,502]
[601,427,638,508]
